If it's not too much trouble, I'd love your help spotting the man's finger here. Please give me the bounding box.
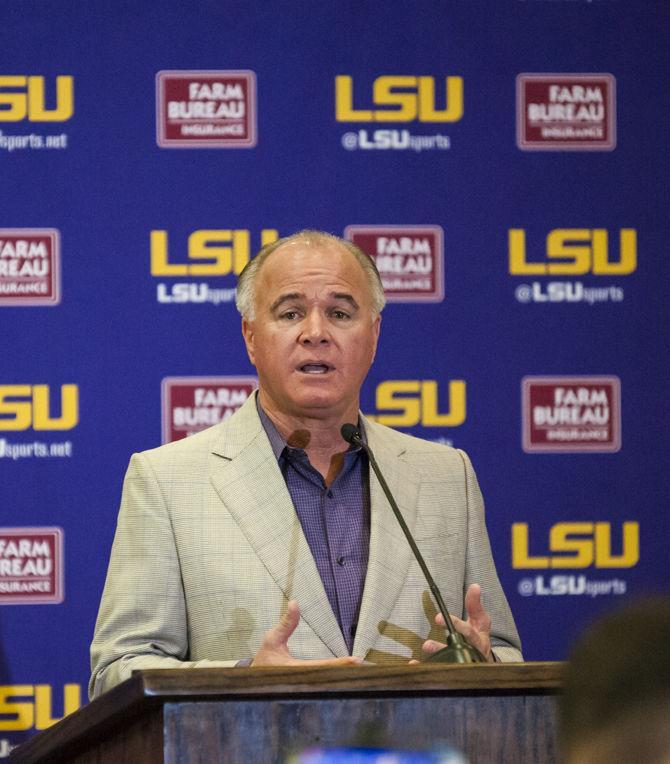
[464,583,491,631]
[451,614,478,642]
[425,590,493,662]
[464,583,483,617]
[263,600,301,649]
[435,606,484,638]
[434,611,460,629]
[422,639,446,655]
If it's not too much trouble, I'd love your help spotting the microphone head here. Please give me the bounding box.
[340,423,361,444]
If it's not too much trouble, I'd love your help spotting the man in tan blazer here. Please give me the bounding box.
[90,231,521,698]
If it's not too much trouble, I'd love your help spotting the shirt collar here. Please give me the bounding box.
[255,394,366,462]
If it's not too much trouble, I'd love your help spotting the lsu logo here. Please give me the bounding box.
[344,225,444,303]
[366,380,465,427]
[0,385,78,431]
[512,522,639,569]
[0,684,80,731]
[335,76,463,122]
[509,229,637,276]
[162,376,258,443]
[151,229,278,277]
[0,76,73,122]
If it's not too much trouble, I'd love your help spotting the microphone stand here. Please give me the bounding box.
[342,425,485,664]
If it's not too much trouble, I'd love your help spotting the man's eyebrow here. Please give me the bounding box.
[331,292,359,310]
[270,293,304,312]
[270,292,360,312]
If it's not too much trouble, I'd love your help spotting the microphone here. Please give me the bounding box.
[341,423,485,664]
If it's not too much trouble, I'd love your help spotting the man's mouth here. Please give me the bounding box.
[299,363,332,375]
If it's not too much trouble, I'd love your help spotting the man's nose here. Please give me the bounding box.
[300,310,329,344]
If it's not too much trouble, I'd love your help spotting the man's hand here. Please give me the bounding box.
[420,584,495,663]
[251,600,363,667]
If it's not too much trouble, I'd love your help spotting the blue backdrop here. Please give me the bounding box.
[1,0,668,753]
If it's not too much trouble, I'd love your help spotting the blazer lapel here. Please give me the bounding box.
[353,416,420,659]
[209,396,347,657]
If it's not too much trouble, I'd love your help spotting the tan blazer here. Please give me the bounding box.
[90,395,521,698]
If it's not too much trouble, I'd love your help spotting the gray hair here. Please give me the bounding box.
[235,230,386,320]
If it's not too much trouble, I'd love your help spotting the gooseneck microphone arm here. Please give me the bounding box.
[341,423,485,663]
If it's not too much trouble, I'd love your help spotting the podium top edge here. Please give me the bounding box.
[135,661,565,697]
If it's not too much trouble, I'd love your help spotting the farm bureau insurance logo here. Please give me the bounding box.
[150,228,279,305]
[162,377,257,443]
[522,376,621,453]
[344,226,444,302]
[335,75,461,152]
[512,520,637,599]
[0,528,64,604]
[0,229,60,306]
[0,75,72,152]
[156,70,256,148]
[517,74,615,151]
[510,227,636,305]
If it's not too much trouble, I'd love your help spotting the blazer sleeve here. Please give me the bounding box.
[458,449,523,662]
[89,452,237,699]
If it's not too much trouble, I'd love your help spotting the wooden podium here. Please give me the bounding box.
[10,663,563,763]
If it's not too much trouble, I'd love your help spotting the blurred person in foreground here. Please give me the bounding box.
[561,596,670,764]
[89,230,521,698]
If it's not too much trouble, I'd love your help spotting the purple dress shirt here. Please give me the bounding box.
[257,401,370,653]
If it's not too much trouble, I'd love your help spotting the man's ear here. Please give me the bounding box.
[241,318,256,365]
[371,313,381,362]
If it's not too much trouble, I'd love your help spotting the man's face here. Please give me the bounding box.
[242,240,381,424]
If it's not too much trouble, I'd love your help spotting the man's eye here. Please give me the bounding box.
[332,310,350,320]
[280,310,300,320]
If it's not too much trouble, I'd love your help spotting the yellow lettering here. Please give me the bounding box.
[27,76,74,122]
[546,229,592,275]
[510,228,637,276]
[335,75,373,121]
[372,76,417,122]
[374,380,421,427]
[420,380,466,426]
[188,230,237,276]
[0,686,34,731]
[0,385,32,430]
[232,230,250,274]
[0,76,28,121]
[594,521,639,567]
[513,521,640,569]
[32,384,79,431]
[152,229,279,277]
[34,684,81,730]
[261,229,279,248]
[592,229,637,275]
[336,76,463,123]
[150,230,187,276]
[417,76,463,122]
[549,522,594,568]
[190,229,274,276]
[511,523,549,568]
[508,229,546,275]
